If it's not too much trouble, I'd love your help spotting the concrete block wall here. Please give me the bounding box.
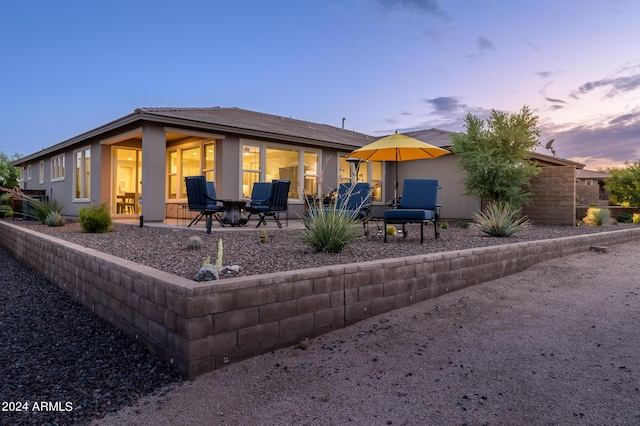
[2,220,640,380]
[522,165,576,225]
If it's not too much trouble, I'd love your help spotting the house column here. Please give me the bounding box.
[141,123,166,222]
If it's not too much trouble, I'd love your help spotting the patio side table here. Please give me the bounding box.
[221,199,249,226]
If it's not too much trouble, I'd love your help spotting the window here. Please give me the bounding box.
[166,141,216,200]
[338,154,383,202]
[303,152,319,197]
[51,154,65,181]
[167,151,178,199]
[266,147,299,198]
[39,161,45,184]
[242,145,261,198]
[203,143,215,181]
[241,141,320,200]
[26,164,32,181]
[74,147,91,200]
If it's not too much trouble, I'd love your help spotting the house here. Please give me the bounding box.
[576,169,610,206]
[12,107,586,226]
[13,107,385,222]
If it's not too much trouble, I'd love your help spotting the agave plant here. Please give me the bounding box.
[473,201,530,237]
[43,211,66,227]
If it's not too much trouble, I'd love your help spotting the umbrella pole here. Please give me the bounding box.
[394,132,398,202]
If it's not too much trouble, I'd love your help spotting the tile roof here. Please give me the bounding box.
[576,169,610,179]
[135,107,376,148]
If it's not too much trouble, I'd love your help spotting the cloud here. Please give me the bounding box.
[544,97,567,104]
[541,113,640,166]
[536,71,553,79]
[526,41,539,50]
[425,96,465,114]
[377,0,449,19]
[476,35,495,52]
[571,64,640,99]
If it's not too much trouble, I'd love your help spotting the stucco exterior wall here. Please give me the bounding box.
[388,155,480,220]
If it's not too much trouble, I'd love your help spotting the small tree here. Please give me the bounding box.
[606,161,640,207]
[450,105,542,208]
[0,151,21,190]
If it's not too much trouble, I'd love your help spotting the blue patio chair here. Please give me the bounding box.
[247,182,272,210]
[185,176,225,234]
[246,180,291,228]
[330,182,372,235]
[383,179,441,243]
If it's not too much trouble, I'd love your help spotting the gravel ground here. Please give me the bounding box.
[0,247,184,426]
[12,220,638,281]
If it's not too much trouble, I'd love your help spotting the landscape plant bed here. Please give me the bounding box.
[13,220,638,280]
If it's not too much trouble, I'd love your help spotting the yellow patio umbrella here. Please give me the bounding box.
[346,132,451,201]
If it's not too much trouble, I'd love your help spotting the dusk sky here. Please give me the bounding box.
[1,0,639,170]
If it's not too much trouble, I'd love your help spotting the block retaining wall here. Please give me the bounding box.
[2,220,639,380]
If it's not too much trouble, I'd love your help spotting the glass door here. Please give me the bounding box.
[113,148,142,215]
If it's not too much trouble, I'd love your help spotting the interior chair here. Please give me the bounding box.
[331,182,372,235]
[122,192,137,214]
[246,180,291,228]
[184,176,225,234]
[383,179,441,243]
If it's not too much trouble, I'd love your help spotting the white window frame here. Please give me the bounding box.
[26,164,32,181]
[73,146,91,201]
[240,139,321,201]
[39,160,45,184]
[51,154,65,182]
[166,140,217,201]
[338,152,385,204]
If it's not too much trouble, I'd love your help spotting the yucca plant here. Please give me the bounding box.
[20,195,68,224]
[582,208,611,226]
[300,195,362,253]
[473,201,530,237]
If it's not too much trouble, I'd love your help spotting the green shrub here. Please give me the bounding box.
[79,203,112,233]
[616,214,633,223]
[301,198,362,253]
[473,201,530,237]
[44,211,65,227]
[633,213,640,224]
[386,225,397,236]
[457,221,470,229]
[0,204,12,218]
[439,220,449,229]
[582,208,610,226]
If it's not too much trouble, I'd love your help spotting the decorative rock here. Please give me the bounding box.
[195,264,219,281]
[229,265,240,272]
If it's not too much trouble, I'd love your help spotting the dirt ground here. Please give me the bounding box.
[94,241,640,426]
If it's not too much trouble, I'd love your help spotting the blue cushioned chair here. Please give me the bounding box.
[247,182,272,209]
[246,180,291,228]
[185,176,225,234]
[383,179,441,243]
